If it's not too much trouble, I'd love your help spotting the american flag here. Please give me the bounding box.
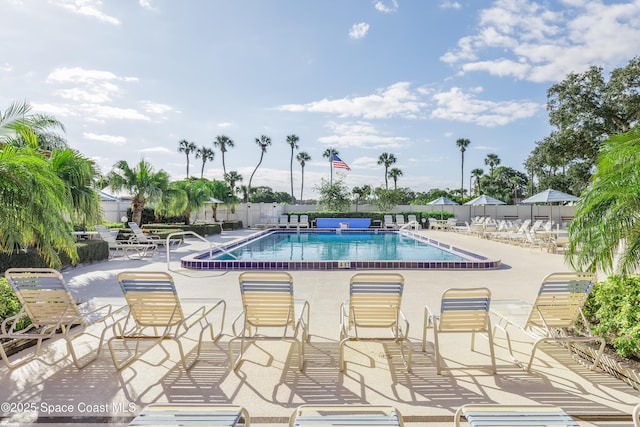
[332,154,351,171]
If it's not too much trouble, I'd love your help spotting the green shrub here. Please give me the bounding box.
[584,275,640,358]
[0,240,109,274]
[288,211,453,227]
[0,278,30,331]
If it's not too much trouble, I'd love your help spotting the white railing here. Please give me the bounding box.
[165,231,237,270]
[399,220,421,234]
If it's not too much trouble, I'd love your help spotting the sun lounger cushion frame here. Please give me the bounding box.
[229,272,310,372]
[490,271,605,372]
[108,271,226,370]
[2,268,125,369]
[339,273,411,372]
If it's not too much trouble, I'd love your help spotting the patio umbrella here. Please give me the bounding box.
[427,196,459,220]
[205,197,225,221]
[464,194,506,217]
[522,188,579,225]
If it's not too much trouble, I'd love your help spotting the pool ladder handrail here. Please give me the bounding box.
[165,230,237,271]
[399,220,421,236]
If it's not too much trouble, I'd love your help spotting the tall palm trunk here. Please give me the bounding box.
[290,147,295,203]
[300,166,305,201]
[247,153,264,200]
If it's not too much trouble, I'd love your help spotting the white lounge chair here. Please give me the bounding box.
[288,215,299,228]
[2,268,125,369]
[108,271,226,370]
[455,404,579,427]
[340,273,411,372]
[289,405,404,427]
[128,222,181,247]
[383,215,396,228]
[423,287,496,374]
[395,214,406,228]
[278,215,289,228]
[129,404,249,427]
[96,225,156,259]
[229,272,310,371]
[298,215,310,228]
[491,272,605,372]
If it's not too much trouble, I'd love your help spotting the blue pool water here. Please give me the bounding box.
[183,229,500,270]
[215,230,465,261]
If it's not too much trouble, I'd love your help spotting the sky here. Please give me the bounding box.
[1,0,640,200]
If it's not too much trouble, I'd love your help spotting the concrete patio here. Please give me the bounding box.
[1,228,638,426]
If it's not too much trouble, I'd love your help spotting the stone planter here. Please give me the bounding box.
[1,338,37,358]
[572,342,640,391]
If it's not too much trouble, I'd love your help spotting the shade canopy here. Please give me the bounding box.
[522,188,579,204]
[427,196,459,219]
[464,195,506,206]
[95,189,119,201]
[207,197,224,204]
[427,196,459,206]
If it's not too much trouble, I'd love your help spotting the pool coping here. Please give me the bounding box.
[181,228,501,271]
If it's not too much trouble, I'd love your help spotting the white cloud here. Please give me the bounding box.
[442,0,640,82]
[278,82,427,119]
[374,0,398,13]
[47,67,137,103]
[318,120,409,149]
[139,146,173,154]
[44,67,155,121]
[83,132,126,145]
[141,101,173,115]
[217,122,233,129]
[440,1,461,9]
[31,103,75,117]
[430,87,541,127]
[0,63,13,72]
[349,22,370,39]
[81,104,150,121]
[49,0,120,25]
[139,0,153,9]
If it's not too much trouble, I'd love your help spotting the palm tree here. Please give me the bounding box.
[377,152,397,189]
[0,101,82,267]
[388,167,403,189]
[195,146,215,179]
[178,139,197,177]
[237,184,249,203]
[567,129,640,276]
[107,159,171,226]
[224,170,243,196]
[296,151,311,201]
[247,135,271,200]
[323,148,338,183]
[484,153,501,183]
[352,185,371,212]
[0,145,77,268]
[1,100,65,149]
[213,135,234,177]
[286,134,299,203]
[456,138,471,199]
[171,179,211,224]
[471,168,484,196]
[48,148,102,226]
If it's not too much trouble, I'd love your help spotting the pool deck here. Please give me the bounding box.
[1,228,639,426]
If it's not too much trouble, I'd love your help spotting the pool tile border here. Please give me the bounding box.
[181,228,501,271]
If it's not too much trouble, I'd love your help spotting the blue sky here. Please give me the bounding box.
[2,0,639,199]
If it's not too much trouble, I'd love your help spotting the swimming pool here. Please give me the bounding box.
[182,229,501,271]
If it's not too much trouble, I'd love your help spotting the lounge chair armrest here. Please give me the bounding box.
[231,309,247,336]
[293,299,310,337]
[1,310,38,335]
[399,309,410,337]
